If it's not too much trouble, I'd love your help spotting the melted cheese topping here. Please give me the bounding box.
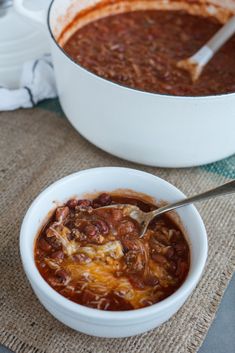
[45,223,177,308]
[63,254,155,308]
[52,240,171,308]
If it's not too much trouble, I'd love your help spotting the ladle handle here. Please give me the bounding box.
[207,15,235,53]
[153,180,235,216]
[191,15,235,67]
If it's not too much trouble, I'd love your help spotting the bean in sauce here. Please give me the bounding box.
[63,10,235,96]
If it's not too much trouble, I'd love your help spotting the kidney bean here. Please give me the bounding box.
[74,219,88,231]
[176,259,188,279]
[73,253,91,263]
[84,224,98,237]
[93,193,112,207]
[144,274,159,286]
[51,250,64,260]
[55,206,69,222]
[83,221,106,244]
[66,199,78,208]
[39,238,52,252]
[118,220,136,236]
[98,193,112,205]
[76,199,92,210]
[56,269,70,284]
[93,220,109,234]
[128,275,145,289]
[174,242,187,256]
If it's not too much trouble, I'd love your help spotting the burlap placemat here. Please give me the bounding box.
[0,109,234,353]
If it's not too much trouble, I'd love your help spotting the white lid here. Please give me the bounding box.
[0,1,50,88]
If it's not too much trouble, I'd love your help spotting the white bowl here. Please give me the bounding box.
[20,167,208,337]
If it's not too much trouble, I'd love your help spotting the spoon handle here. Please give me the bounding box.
[207,15,235,53]
[153,180,235,216]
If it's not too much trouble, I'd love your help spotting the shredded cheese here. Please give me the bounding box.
[45,225,178,309]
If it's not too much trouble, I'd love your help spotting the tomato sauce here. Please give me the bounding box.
[62,10,235,96]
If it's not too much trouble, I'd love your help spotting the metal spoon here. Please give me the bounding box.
[97,180,235,237]
[177,15,235,82]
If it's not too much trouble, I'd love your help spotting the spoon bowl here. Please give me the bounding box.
[177,15,235,82]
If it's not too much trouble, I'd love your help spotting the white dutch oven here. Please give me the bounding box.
[14,0,235,167]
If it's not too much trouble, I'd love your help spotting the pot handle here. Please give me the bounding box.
[14,0,46,25]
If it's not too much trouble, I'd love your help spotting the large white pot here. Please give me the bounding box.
[14,0,235,167]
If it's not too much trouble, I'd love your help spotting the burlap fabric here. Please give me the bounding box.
[0,109,234,353]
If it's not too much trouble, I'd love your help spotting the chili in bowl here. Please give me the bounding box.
[20,167,207,337]
[35,193,190,311]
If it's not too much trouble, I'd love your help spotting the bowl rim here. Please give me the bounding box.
[20,167,208,321]
[47,0,235,100]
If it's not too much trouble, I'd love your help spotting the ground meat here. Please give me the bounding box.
[63,9,235,96]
